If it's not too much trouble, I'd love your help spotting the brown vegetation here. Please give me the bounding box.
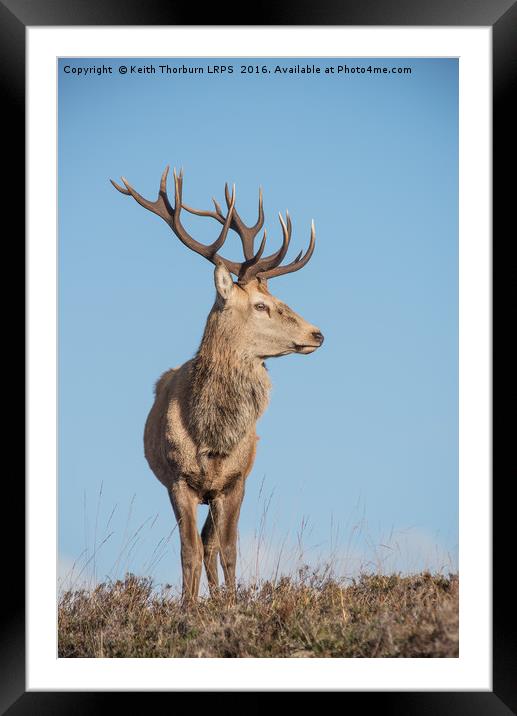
[58,570,458,658]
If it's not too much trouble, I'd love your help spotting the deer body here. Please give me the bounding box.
[143,350,267,502]
[112,166,323,603]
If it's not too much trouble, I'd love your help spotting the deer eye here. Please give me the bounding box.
[254,303,267,311]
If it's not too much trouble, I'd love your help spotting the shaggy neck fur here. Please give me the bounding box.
[188,305,272,456]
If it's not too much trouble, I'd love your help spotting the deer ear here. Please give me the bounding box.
[214,262,234,301]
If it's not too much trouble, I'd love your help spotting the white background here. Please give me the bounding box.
[27,26,491,690]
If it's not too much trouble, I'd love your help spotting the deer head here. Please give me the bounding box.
[111,167,324,359]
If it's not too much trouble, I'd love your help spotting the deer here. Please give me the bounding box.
[111,166,324,604]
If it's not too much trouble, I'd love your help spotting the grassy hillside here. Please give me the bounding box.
[58,570,458,658]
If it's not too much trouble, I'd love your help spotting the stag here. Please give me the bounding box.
[111,166,324,603]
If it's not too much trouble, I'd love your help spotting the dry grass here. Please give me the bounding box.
[58,569,458,658]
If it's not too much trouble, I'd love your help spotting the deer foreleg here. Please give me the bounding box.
[217,481,245,597]
[168,483,203,605]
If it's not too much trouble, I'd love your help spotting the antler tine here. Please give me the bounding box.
[239,210,292,282]
[224,183,265,260]
[110,166,174,223]
[181,195,226,224]
[264,210,292,268]
[257,219,316,281]
[110,178,130,194]
[253,188,265,249]
[172,170,238,264]
[213,198,225,217]
[180,197,225,224]
[254,230,267,261]
[236,230,268,284]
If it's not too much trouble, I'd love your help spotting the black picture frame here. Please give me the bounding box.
[8,0,510,711]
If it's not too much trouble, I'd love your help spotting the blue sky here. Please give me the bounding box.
[58,57,458,592]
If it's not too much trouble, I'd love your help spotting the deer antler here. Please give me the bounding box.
[111,167,315,284]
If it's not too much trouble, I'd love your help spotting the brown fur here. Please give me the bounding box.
[144,272,323,603]
[188,306,271,456]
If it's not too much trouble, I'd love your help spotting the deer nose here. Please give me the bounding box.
[312,331,324,345]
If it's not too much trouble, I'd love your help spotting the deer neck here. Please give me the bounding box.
[187,308,271,456]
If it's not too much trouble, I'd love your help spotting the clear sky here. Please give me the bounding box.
[58,57,458,593]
